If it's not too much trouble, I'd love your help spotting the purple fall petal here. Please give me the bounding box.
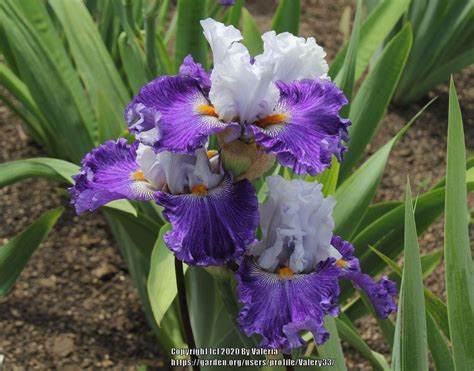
[125,75,227,154]
[236,256,341,352]
[331,235,397,318]
[155,178,259,266]
[179,55,212,92]
[250,78,350,175]
[69,139,154,214]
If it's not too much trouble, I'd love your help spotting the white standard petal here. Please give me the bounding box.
[255,31,329,82]
[191,148,224,190]
[137,145,224,195]
[254,175,340,273]
[136,144,166,189]
[201,18,279,124]
[200,18,244,65]
[209,50,279,123]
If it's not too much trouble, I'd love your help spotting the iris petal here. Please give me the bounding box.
[125,75,228,154]
[69,139,155,214]
[179,55,212,92]
[255,31,329,82]
[155,178,259,266]
[250,78,350,175]
[236,256,341,351]
[331,235,397,318]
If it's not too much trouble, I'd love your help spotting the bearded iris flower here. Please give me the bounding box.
[126,19,349,176]
[236,176,397,351]
[69,139,258,266]
[69,17,396,350]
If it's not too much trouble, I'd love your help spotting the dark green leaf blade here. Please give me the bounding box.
[0,207,63,296]
[104,210,186,353]
[334,0,362,116]
[0,158,79,187]
[401,180,429,370]
[175,0,208,71]
[271,0,300,35]
[329,0,410,80]
[444,78,474,369]
[339,24,412,181]
[334,99,433,240]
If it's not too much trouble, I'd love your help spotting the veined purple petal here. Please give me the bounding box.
[69,139,155,214]
[179,55,212,92]
[155,178,259,266]
[125,75,228,154]
[331,235,397,318]
[250,79,350,175]
[236,256,341,352]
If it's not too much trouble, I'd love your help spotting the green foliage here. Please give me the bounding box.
[271,0,300,35]
[175,0,208,71]
[0,0,97,161]
[0,207,64,296]
[334,99,433,240]
[241,8,263,56]
[339,24,413,180]
[148,224,186,327]
[394,1,474,104]
[329,0,411,80]
[104,209,186,353]
[0,158,78,187]
[444,79,474,369]
[49,0,129,142]
[317,317,347,371]
[400,181,429,370]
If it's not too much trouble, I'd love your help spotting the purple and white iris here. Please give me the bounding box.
[69,18,396,352]
[70,140,258,266]
[126,19,349,176]
[236,176,396,351]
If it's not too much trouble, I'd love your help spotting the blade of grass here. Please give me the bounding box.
[401,180,429,370]
[391,279,403,371]
[444,78,474,369]
[143,0,161,76]
[226,0,244,27]
[339,24,412,181]
[50,0,129,141]
[334,0,362,117]
[335,318,389,371]
[334,98,433,240]
[0,0,97,161]
[118,32,149,93]
[426,312,454,371]
[329,0,410,80]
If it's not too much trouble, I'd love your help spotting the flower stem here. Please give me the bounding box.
[175,258,200,371]
[284,353,295,371]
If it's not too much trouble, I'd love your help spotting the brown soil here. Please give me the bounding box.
[0,1,472,370]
